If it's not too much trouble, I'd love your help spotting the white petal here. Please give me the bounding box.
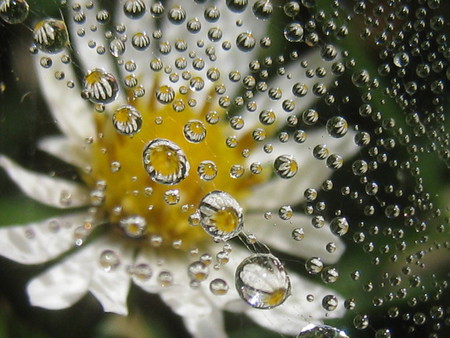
[35,49,95,140]
[27,242,92,309]
[89,237,133,315]
[27,236,132,314]
[244,213,345,264]
[182,307,227,338]
[245,130,358,209]
[245,273,346,335]
[38,136,90,169]
[0,212,88,264]
[0,155,89,208]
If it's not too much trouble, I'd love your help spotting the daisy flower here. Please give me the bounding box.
[0,0,357,337]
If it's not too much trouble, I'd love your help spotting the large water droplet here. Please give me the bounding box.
[0,0,29,24]
[143,139,190,185]
[198,190,243,241]
[297,324,349,338]
[112,105,142,136]
[33,19,69,54]
[235,253,291,309]
[83,69,119,104]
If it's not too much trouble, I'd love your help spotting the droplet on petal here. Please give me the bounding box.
[99,250,120,272]
[33,19,69,54]
[284,22,304,42]
[198,190,243,241]
[235,253,291,309]
[210,278,229,295]
[112,105,142,136]
[297,324,349,338]
[274,155,298,179]
[0,0,29,24]
[143,138,190,185]
[123,0,146,19]
[83,68,119,104]
[197,160,218,181]
[187,261,209,282]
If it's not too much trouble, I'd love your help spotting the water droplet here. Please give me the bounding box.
[284,22,304,42]
[210,278,229,295]
[183,120,207,143]
[252,0,273,20]
[292,227,305,241]
[168,5,186,24]
[120,215,147,238]
[393,52,409,68]
[322,294,338,311]
[302,108,319,125]
[188,261,209,282]
[235,253,291,309]
[99,250,120,272]
[297,324,349,338]
[0,0,29,24]
[155,85,175,104]
[330,217,349,236]
[284,2,300,17]
[197,160,218,181]
[143,139,190,185]
[158,271,173,287]
[236,32,256,52]
[274,155,298,179]
[226,0,248,12]
[33,19,69,54]
[83,69,119,104]
[326,116,348,138]
[123,0,146,19]
[129,263,152,280]
[112,105,142,136]
[164,189,180,205]
[322,266,339,283]
[305,257,324,274]
[132,32,151,50]
[198,190,243,241]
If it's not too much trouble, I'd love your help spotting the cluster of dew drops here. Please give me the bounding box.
[2,0,450,337]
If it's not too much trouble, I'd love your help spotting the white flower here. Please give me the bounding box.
[0,1,358,337]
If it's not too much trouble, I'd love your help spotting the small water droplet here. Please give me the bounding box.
[274,155,298,179]
[297,324,349,338]
[210,278,229,295]
[83,68,119,104]
[123,0,146,19]
[197,160,218,181]
[120,215,147,238]
[129,263,152,280]
[198,190,243,241]
[99,250,120,272]
[305,256,324,274]
[235,253,291,309]
[143,139,190,185]
[188,261,209,282]
[112,105,142,136]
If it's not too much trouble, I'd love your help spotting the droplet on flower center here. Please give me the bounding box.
[199,190,243,241]
[143,138,190,185]
[112,105,143,136]
[120,215,147,238]
[235,253,291,309]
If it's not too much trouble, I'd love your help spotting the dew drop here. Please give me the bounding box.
[322,294,339,311]
[197,160,218,181]
[129,263,152,281]
[132,32,151,50]
[143,139,190,185]
[112,105,142,136]
[252,0,273,20]
[297,324,349,338]
[210,278,229,295]
[330,217,349,236]
[274,155,298,179]
[120,215,147,238]
[99,250,120,272]
[155,85,175,104]
[183,120,207,143]
[163,189,180,205]
[226,0,248,12]
[292,227,305,241]
[83,69,119,104]
[0,0,29,24]
[305,256,324,274]
[235,253,291,309]
[326,116,348,138]
[123,0,146,19]
[284,22,304,42]
[188,261,209,282]
[33,19,69,54]
[236,32,256,52]
[168,5,186,24]
[198,190,243,241]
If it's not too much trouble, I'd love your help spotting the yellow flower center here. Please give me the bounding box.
[88,85,268,250]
